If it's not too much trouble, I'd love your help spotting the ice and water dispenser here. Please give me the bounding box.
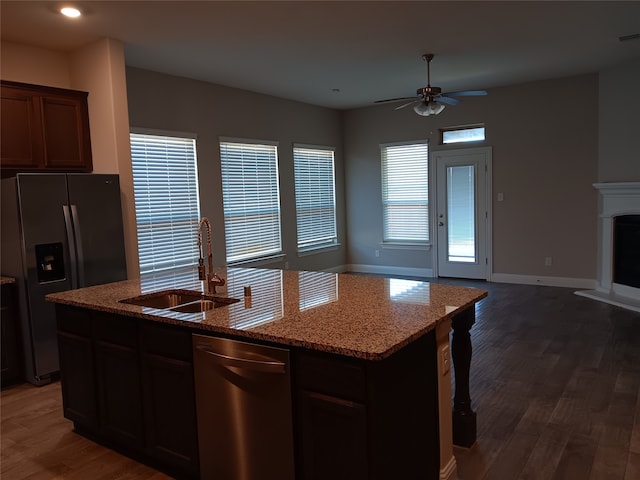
[35,243,65,283]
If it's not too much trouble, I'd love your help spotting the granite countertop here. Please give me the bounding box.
[1,276,16,285]
[46,267,487,360]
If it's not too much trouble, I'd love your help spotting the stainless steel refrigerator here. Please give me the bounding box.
[1,173,127,385]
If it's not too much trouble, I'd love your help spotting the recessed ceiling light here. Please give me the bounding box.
[60,7,81,18]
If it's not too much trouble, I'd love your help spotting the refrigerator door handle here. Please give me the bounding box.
[62,205,78,289]
[70,205,86,288]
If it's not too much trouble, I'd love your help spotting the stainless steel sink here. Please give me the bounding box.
[172,298,241,313]
[120,289,239,312]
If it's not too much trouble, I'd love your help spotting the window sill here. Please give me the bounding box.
[380,242,431,251]
[298,243,341,257]
[227,253,286,268]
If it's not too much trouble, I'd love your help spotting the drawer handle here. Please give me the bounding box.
[308,391,355,408]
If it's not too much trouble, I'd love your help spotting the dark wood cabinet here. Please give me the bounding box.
[55,305,199,479]
[1,281,23,387]
[140,323,199,476]
[55,302,441,480]
[293,331,440,480]
[1,80,92,175]
[57,331,98,426]
[298,390,368,480]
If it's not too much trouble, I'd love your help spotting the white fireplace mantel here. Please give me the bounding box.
[575,182,640,313]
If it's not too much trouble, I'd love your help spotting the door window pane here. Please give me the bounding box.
[447,165,476,262]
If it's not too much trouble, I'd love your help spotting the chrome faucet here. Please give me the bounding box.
[197,217,225,294]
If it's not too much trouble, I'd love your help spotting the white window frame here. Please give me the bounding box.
[381,141,430,245]
[130,129,201,275]
[219,138,282,264]
[293,144,338,253]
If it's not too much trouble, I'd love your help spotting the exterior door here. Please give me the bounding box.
[434,147,491,279]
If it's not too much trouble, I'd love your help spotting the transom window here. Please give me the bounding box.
[130,131,201,274]
[440,124,485,144]
[293,145,337,252]
[381,141,429,243]
[219,139,282,264]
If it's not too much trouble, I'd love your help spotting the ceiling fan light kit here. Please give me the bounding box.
[374,53,488,117]
[414,100,445,116]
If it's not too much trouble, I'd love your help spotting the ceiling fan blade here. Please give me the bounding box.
[442,90,488,97]
[436,96,460,106]
[374,96,418,104]
[395,99,420,110]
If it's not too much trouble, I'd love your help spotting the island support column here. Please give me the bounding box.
[436,317,457,480]
[451,306,477,448]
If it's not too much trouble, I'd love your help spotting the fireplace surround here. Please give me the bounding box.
[576,182,640,313]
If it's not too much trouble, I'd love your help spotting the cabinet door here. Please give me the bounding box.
[1,81,92,174]
[40,94,91,170]
[298,390,368,480]
[57,331,98,428]
[1,283,22,387]
[0,88,41,169]
[95,340,144,449]
[142,353,199,474]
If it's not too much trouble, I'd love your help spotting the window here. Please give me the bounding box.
[440,125,485,144]
[130,132,201,274]
[220,139,282,264]
[381,142,429,243]
[293,145,337,252]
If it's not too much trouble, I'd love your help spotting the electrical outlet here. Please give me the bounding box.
[375,249,380,257]
[441,345,450,376]
[284,261,289,269]
[544,257,552,267]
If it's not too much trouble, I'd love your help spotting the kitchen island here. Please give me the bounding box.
[47,267,487,480]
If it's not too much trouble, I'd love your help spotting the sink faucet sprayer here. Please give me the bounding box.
[197,217,225,293]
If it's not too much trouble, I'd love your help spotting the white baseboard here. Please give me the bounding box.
[491,273,596,289]
[345,264,434,278]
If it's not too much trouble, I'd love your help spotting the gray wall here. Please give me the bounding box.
[598,57,640,182]
[125,67,346,272]
[126,59,637,284]
[344,73,599,282]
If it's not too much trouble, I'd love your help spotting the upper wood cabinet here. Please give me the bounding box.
[1,80,93,175]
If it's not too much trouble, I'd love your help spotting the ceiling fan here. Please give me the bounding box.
[375,53,488,116]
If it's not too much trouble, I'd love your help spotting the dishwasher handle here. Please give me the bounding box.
[196,345,286,374]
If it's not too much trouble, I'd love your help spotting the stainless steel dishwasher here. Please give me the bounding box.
[192,334,295,480]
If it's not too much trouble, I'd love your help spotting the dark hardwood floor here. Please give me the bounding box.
[1,280,639,479]
[445,279,640,480]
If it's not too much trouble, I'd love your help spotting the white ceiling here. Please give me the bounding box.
[2,1,640,109]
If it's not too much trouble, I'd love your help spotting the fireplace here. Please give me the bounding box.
[614,215,640,289]
[576,182,640,313]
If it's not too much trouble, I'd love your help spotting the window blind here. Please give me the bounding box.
[293,146,337,251]
[381,142,429,243]
[220,141,282,263]
[130,132,200,274]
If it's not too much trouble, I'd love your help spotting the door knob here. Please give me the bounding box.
[439,221,444,226]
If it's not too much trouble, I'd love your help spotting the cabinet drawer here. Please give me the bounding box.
[295,350,366,402]
[92,311,137,347]
[56,304,92,337]
[140,321,193,362]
